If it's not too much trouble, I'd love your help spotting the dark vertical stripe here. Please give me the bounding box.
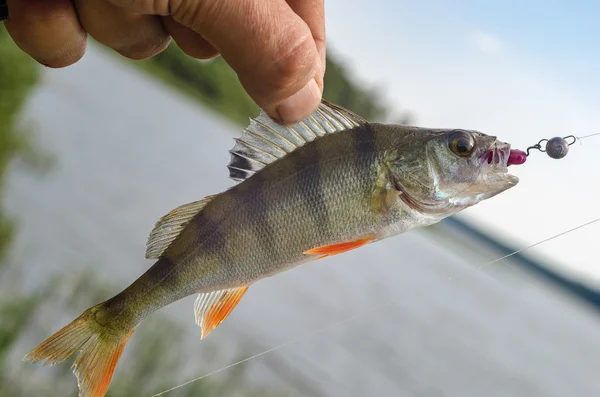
[193,211,230,265]
[245,173,278,264]
[354,124,376,155]
[348,124,376,189]
[295,138,331,243]
[145,256,179,293]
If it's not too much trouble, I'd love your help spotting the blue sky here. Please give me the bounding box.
[323,0,600,106]
[438,1,600,96]
[322,1,600,286]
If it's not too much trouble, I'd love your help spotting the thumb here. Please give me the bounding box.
[111,0,324,124]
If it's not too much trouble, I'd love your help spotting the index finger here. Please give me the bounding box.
[4,0,87,67]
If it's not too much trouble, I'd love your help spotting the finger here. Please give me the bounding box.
[167,0,323,124]
[4,0,87,68]
[103,0,170,15]
[285,0,326,90]
[73,0,170,60]
[162,16,219,59]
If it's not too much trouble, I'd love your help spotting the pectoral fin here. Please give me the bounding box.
[303,237,376,258]
[193,286,249,339]
[371,161,400,214]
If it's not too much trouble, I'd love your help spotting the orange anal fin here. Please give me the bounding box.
[194,286,249,339]
[303,237,376,258]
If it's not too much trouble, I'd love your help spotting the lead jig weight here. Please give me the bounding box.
[525,135,577,159]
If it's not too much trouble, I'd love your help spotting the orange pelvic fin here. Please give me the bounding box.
[303,236,376,258]
[194,286,249,339]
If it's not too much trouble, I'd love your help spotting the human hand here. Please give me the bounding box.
[3,0,325,124]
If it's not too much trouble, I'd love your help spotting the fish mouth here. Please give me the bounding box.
[482,142,510,170]
[480,140,520,186]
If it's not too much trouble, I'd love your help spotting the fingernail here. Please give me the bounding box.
[275,78,321,125]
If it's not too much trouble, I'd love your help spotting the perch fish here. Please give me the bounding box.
[23,100,523,397]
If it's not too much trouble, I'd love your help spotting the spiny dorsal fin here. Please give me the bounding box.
[227,99,368,182]
[145,195,217,259]
[194,286,249,339]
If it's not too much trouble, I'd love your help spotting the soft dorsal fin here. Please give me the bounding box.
[227,99,368,182]
[145,195,217,259]
[193,285,249,339]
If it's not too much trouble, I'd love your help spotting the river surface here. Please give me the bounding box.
[5,45,600,397]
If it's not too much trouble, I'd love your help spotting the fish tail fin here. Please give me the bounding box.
[23,304,133,397]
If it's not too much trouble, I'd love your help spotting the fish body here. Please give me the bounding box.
[23,101,520,397]
[159,125,440,293]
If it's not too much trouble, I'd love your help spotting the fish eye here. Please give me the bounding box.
[448,130,475,157]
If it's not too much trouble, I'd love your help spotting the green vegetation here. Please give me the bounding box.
[322,54,388,122]
[132,47,260,126]
[124,41,400,125]
[0,26,39,263]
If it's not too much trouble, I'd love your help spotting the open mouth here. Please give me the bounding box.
[483,143,527,168]
[483,143,510,169]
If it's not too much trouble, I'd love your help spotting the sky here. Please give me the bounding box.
[322,1,600,287]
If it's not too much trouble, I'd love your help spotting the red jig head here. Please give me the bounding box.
[508,149,527,165]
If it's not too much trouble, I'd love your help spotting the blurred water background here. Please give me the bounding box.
[2,4,600,396]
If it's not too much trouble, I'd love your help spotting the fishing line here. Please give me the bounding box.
[151,299,394,397]
[477,217,600,270]
[576,132,600,141]
[151,216,600,396]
